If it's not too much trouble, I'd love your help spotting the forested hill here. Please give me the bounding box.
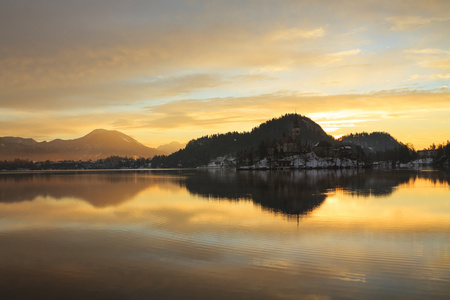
[339,132,403,152]
[151,114,335,167]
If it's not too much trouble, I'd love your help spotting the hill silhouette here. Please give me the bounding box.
[1,114,418,166]
[0,129,164,161]
[151,113,335,168]
[156,141,186,154]
[339,132,402,153]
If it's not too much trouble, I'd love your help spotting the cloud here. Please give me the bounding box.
[0,71,275,111]
[405,49,450,55]
[267,27,325,41]
[317,49,362,66]
[1,1,447,111]
[409,73,450,81]
[387,15,450,31]
[141,88,450,133]
[1,0,449,149]
[1,88,449,149]
[404,48,450,69]
[331,49,361,57]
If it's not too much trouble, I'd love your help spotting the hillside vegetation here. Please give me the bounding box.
[151,113,335,167]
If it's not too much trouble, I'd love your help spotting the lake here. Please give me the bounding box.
[0,169,449,299]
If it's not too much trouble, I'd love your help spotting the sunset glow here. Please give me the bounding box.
[1,1,449,149]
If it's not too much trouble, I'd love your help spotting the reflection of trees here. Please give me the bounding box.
[339,170,413,197]
[182,171,331,217]
[340,169,450,197]
[416,170,450,186]
[1,169,448,213]
[182,169,449,216]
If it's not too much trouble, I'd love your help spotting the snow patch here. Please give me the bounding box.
[399,158,433,168]
[202,155,236,169]
[205,152,364,170]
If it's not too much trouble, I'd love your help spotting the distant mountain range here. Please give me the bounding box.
[0,129,165,161]
[156,141,186,155]
[1,114,405,163]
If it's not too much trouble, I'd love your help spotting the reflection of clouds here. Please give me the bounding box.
[2,225,447,299]
[251,257,297,272]
[330,271,366,283]
[0,227,359,300]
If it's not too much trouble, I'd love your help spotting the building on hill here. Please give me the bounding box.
[280,135,296,153]
[417,149,438,158]
[292,116,301,141]
[314,141,333,157]
[267,114,305,156]
[280,114,302,154]
[334,145,353,159]
[277,158,293,169]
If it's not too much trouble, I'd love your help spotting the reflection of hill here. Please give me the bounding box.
[338,170,413,197]
[340,169,449,197]
[181,169,447,216]
[1,169,447,214]
[183,171,329,216]
[0,172,157,207]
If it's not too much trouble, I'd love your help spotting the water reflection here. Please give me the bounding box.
[0,171,168,207]
[183,171,328,216]
[0,169,449,299]
[1,169,449,217]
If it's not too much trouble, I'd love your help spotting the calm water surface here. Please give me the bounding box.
[0,169,449,299]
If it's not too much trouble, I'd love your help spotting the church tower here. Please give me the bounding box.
[292,114,301,141]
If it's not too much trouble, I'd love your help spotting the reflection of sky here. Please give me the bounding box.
[313,179,450,231]
[0,176,449,299]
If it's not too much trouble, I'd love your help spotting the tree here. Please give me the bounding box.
[258,141,268,159]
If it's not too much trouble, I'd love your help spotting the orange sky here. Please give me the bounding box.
[0,0,449,149]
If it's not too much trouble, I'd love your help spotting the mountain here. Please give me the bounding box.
[0,129,164,161]
[338,132,403,153]
[151,113,336,168]
[156,141,186,155]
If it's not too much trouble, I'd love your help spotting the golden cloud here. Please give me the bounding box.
[1,88,448,149]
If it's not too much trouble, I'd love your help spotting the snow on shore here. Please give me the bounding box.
[202,153,435,170]
[203,152,364,169]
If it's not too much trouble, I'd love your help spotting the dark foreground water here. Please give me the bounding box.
[0,169,449,299]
